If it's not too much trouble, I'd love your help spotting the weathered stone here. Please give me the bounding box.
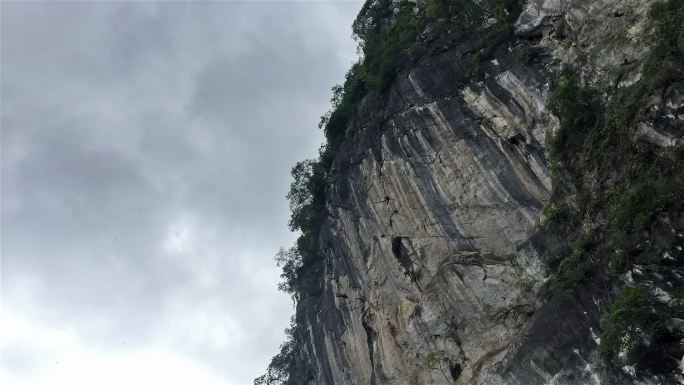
[514,4,545,37]
[292,1,684,384]
[635,82,684,147]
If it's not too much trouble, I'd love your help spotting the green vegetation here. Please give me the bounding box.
[600,0,684,233]
[254,319,310,385]
[422,351,457,385]
[542,202,570,223]
[608,248,629,274]
[543,0,684,231]
[317,0,521,155]
[544,0,684,232]
[611,180,682,232]
[540,0,684,373]
[546,68,601,175]
[516,43,538,63]
[643,0,684,90]
[354,1,424,90]
[553,255,591,293]
[600,285,678,364]
[254,328,295,385]
[549,229,596,293]
[318,65,365,156]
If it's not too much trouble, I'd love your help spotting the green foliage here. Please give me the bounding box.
[542,3,684,374]
[422,351,456,385]
[608,249,628,273]
[579,0,684,174]
[553,255,591,293]
[278,159,330,302]
[547,67,683,235]
[611,180,682,232]
[464,52,482,80]
[552,229,596,292]
[649,0,684,48]
[254,327,295,385]
[274,247,302,298]
[643,0,684,89]
[479,3,517,55]
[600,285,676,364]
[542,202,570,223]
[408,42,429,61]
[542,201,582,232]
[516,43,537,63]
[545,0,684,302]
[320,0,522,149]
[360,1,424,89]
[351,0,521,94]
[571,229,595,255]
[254,319,310,385]
[547,69,602,173]
[287,160,326,235]
[580,85,648,171]
[422,351,440,369]
[319,64,365,154]
[600,285,648,362]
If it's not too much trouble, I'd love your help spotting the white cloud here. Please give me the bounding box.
[162,215,198,256]
[1,311,231,385]
[1,1,361,384]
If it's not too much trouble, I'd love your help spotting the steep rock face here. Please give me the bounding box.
[302,49,555,385]
[295,1,683,384]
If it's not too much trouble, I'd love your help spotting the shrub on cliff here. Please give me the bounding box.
[600,285,680,366]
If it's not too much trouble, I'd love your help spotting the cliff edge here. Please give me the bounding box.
[258,1,684,384]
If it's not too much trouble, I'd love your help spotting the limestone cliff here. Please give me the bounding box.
[259,1,684,384]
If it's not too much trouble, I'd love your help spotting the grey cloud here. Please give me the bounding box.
[1,1,361,383]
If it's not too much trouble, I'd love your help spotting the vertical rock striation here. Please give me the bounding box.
[275,1,684,384]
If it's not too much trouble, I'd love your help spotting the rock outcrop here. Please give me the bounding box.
[274,1,684,384]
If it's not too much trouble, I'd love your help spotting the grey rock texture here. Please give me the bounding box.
[293,1,683,384]
[636,81,684,147]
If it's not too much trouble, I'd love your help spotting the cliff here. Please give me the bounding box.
[259,1,684,384]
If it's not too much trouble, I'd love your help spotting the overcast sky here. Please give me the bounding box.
[0,1,360,384]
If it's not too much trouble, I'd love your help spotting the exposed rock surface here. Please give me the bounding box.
[291,1,683,384]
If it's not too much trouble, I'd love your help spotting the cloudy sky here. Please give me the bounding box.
[1,1,360,384]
